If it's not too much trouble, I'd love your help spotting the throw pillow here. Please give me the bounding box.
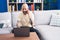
[50,14,60,26]
[0,20,11,28]
[34,11,51,25]
[0,23,4,28]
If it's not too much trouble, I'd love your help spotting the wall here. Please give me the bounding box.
[57,0,60,9]
[0,0,7,12]
[0,0,60,12]
[43,0,58,10]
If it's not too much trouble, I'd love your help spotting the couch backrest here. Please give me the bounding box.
[12,11,21,27]
[12,10,60,27]
[34,10,60,25]
[0,12,11,20]
[0,12,11,27]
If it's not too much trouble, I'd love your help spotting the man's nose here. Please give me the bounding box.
[23,9,26,11]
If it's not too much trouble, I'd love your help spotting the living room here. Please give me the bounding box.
[0,0,60,40]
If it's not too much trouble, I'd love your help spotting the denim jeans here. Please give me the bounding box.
[30,27,44,40]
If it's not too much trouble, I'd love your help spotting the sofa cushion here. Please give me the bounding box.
[34,25,60,40]
[12,11,21,27]
[50,14,60,26]
[0,27,13,34]
[0,12,11,20]
[0,28,11,34]
[0,29,10,34]
[34,11,51,25]
[0,20,11,28]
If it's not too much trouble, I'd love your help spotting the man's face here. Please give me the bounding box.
[22,7,28,14]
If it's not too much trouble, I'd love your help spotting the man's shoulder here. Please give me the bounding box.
[18,11,23,15]
[18,11,23,18]
[29,11,34,15]
[29,11,34,18]
[29,11,33,13]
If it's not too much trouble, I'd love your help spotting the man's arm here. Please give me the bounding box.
[16,13,22,28]
[29,11,35,27]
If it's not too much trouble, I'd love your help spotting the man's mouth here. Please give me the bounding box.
[23,11,27,13]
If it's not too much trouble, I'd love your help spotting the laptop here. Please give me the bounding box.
[14,26,30,37]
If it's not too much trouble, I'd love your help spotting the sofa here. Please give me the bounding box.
[34,10,60,40]
[0,10,60,40]
[12,10,60,40]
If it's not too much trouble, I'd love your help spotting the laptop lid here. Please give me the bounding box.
[14,27,30,37]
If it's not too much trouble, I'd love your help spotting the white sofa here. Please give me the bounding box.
[12,10,60,40]
[34,10,60,40]
[0,10,60,40]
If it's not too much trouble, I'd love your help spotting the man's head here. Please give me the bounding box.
[21,3,29,14]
